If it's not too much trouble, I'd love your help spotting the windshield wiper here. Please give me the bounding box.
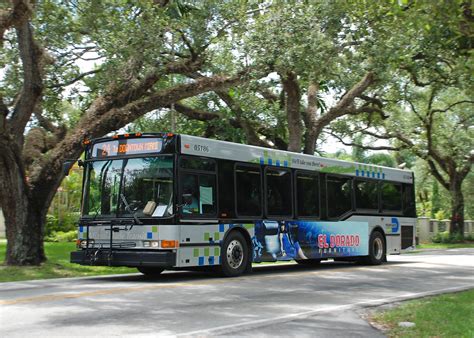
[120,193,142,225]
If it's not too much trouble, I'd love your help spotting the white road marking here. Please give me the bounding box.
[178,285,474,336]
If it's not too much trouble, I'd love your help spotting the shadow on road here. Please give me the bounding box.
[90,259,412,284]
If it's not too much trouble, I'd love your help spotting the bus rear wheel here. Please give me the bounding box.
[219,231,249,277]
[361,231,386,265]
[137,267,164,277]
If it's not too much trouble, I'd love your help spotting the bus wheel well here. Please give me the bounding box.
[371,226,387,252]
[224,227,253,268]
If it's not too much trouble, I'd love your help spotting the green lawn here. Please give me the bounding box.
[417,242,474,249]
[0,242,135,282]
[371,289,474,337]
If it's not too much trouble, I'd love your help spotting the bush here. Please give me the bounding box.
[432,231,465,244]
[45,230,77,243]
[45,212,80,236]
[45,214,59,237]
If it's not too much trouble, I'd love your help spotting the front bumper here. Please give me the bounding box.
[70,249,176,268]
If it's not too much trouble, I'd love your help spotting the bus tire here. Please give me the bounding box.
[220,231,249,277]
[295,258,321,266]
[361,231,386,265]
[137,267,164,277]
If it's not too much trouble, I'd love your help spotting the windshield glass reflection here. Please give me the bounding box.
[84,156,173,218]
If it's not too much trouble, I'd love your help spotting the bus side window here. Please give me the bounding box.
[327,175,352,218]
[403,184,416,217]
[181,173,216,216]
[354,179,379,210]
[295,172,319,218]
[235,165,262,217]
[265,168,292,217]
[381,182,402,212]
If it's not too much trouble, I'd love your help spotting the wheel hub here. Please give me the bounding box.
[373,237,383,260]
[227,239,244,269]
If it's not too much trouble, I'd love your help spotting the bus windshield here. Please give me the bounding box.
[84,156,173,218]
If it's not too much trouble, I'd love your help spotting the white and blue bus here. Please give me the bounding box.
[69,132,416,277]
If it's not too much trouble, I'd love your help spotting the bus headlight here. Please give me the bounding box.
[143,241,159,248]
[79,239,94,248]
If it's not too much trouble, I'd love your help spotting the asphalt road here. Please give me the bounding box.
[1,248,473,337]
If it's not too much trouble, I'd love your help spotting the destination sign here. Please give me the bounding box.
[91,138,163,158]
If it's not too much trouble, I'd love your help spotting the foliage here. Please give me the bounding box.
[46,165,83,236]
[330,1,474,232]
[432,231,466,244]
[1,0,473,265]
[44,230,77,243]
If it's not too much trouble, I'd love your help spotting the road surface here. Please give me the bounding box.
[1,248,473,337]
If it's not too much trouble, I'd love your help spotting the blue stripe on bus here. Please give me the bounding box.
[208,256,214,265]
[276,159,280,166]
[219,224,225,232]
[198,257,204,266]
[284,161,288,167]
[260,157,264,165]
[268,158,272,165]
[147,232,152,239]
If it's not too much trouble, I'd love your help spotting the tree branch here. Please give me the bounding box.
[9,20,44,142]
[311,72,376,143]
[48,69,101,88]
[28,71,250,202]
[431,100,474,113]
[216,90,274,148]
[0,0,31,45]
[327,131,402,151]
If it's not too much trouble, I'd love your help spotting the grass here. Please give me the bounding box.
[417,242,474,249]
[370,289,474,337]
[0,242,135,283]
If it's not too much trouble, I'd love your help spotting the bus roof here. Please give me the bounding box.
[179,134,413,184]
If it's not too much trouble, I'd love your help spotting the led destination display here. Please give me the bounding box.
[91,138,163,158]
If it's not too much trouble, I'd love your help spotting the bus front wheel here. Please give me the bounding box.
[219,231,249,277]
[361,231,386,265]
[137,267,164,277]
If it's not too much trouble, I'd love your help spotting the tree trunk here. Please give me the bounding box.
[303,82,319,154]
[281,72,302,152]
[0,137,46,265]
[449,179,464,236]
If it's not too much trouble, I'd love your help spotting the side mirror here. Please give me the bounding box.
[62,160,75,176]
[182,193,193,206]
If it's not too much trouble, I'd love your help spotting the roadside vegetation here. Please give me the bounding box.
[418,242,474,250]
[0,242,135,283]
[370,290,474,337]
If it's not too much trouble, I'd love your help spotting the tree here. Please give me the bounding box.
[330,0,474,235]
[0,0,257,265]
[136,2,384,154]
